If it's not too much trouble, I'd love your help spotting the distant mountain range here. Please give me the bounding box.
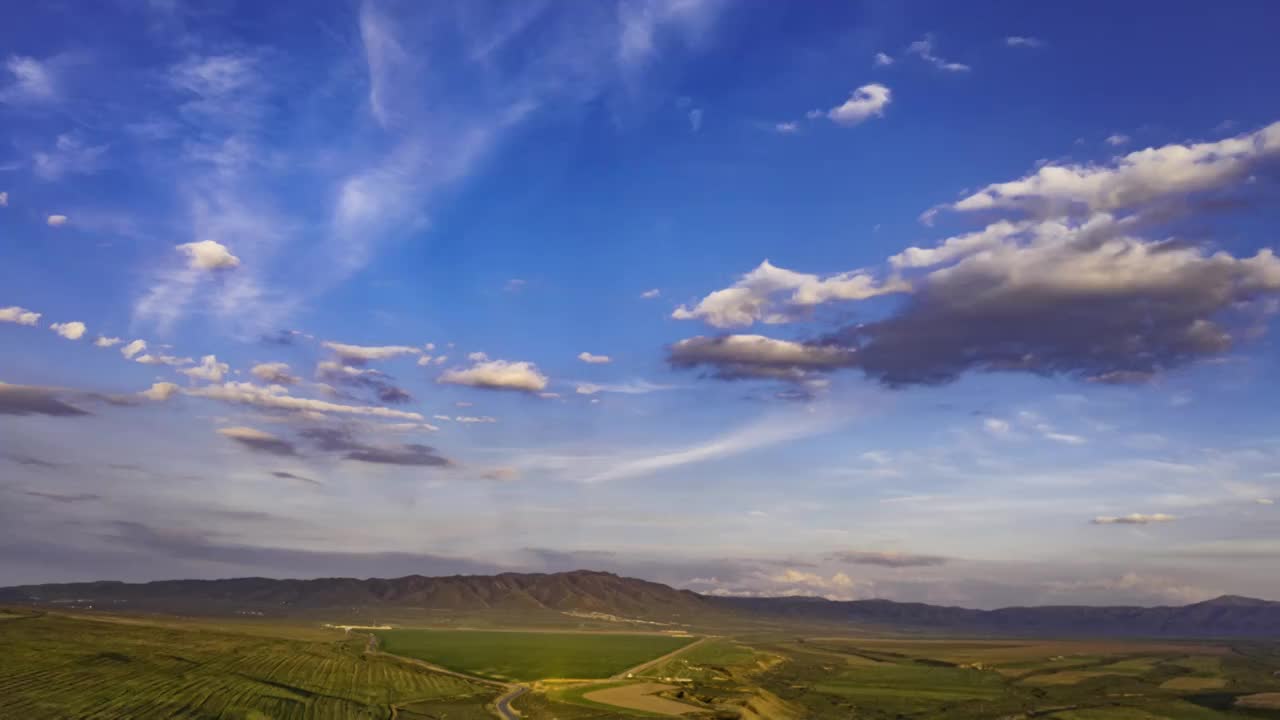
[3,570,1277,638]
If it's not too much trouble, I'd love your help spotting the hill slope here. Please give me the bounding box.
[4,570,1279,637]
[712,593,1280,638]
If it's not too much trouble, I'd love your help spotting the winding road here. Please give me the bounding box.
[493,685,528,719]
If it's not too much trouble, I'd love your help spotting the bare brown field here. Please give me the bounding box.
[582,682,700,715]
[1158,676,1228,690]
[1236,692,1280,709]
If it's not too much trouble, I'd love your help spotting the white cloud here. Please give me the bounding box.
[322,341,420,364]
[575,380,674,395]
[861,450,891,465]
[139,382,180,401]
[49,321,86,340]
[481,466,519,481]
[250,362,298,385]
[1005,36,1044,48]
[673,259,907,327]
[617,0,721,68]
[983,418,1011,436]
[1044,431,1087,445]
[1105,133,1130,147]
[169,53,265,124]
[577,351,612,364]
[33,134,108,181]
[951,121,1280,216]
[136,353,192,367]
[640,288,661,298]
[1092,513,1177,525]
[438,359,548,393]
[217,426,279,441]
[1256,498,1274,506]
[774,121,799,134]
[0,191,7,207]
[120,339,147,360]
[183,381,425,420]
[46,214,68,227]
[1,55,57,104]
[176,240,241,271]
[468,351,489,362]
[582,409,842,483]
[455,415,497,423]
[906,35,970,72]
[819,83,891,126]
[181,355,230,382]
[688,108,703,132]
[94,336,122,348]
[873,51,894,66]
[0,306,40,326]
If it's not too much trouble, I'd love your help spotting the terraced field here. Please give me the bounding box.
[375,628,696,682]
[0,611,495,719]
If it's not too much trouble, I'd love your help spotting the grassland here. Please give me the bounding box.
[0,610,495,719]
[375,628,696,682]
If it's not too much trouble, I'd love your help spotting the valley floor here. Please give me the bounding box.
[3,607,1280,719]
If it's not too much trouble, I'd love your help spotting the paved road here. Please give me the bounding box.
[494,685,528,720]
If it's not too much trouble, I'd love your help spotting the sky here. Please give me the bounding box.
[2,0,1280,609]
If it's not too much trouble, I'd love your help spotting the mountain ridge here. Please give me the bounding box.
[3,570,1277,638]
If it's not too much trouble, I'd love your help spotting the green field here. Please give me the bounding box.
[375,629,696,682]
[0,611,495,719]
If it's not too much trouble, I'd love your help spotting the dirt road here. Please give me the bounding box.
[611,636,709,680]
[360,631,525,718]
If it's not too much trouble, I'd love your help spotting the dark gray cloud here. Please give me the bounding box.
[672,230,1280,388]
[270,470,322,486]
[217,427,299,457]
[0,384,91,416]
[5,454,61,469]
[344,443,448,466]
[667,334,856,381]
[24,491,101,504]
[830,550,951,568]
[826,236,1280,387]
[300,426,452,467]
[105,521,499,577]
[316,361,414,405]
[521,547,618,571]
[260,329,305,346]
[671,124,1280,389]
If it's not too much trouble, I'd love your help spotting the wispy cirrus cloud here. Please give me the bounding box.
[0,55,59,105]
[1092,513,1177,525]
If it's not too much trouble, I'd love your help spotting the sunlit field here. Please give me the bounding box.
[375,628,696,682]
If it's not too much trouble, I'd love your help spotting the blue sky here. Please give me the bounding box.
[2,0,1279,608]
